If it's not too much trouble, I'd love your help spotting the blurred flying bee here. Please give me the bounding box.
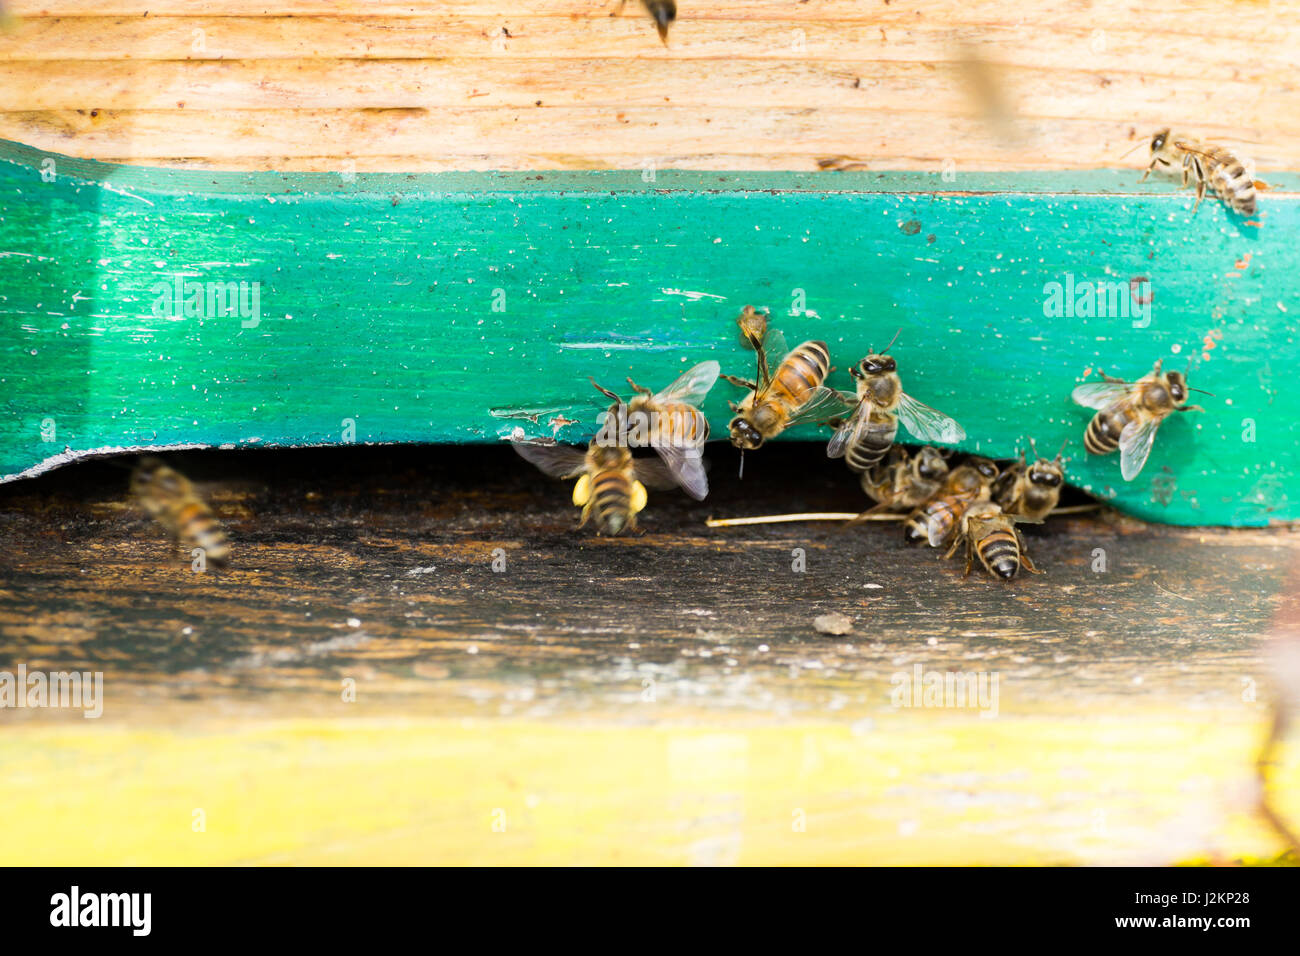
[992,439,1067,522]
[590,359,719,500]
[512,436,678,535]
[130,456,230,565]
[850,445,950,521]
[722,314,848,456]
[827,333,965,473]
[945,502,1042,580]
[1072,359,1207,481]
[1140,129,1257,215]
[619,0,676,44]
[903,455,999,548]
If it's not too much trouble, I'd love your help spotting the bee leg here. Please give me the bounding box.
[844,503,889,527]
[962,539,975,578]
[1139,162,1154,183]
[1020,549,1045,575]
[944,535,962,561]
[1017,531,1045,574]
[720,374,757,390]
[1192,180,1206,212]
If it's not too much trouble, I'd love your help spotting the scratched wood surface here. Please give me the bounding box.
[0,0,1297,170]
[0,446,1296,864]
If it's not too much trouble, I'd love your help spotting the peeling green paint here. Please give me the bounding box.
[1,141,1296,525]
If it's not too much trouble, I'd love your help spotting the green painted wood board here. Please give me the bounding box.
[2,140,1297,525]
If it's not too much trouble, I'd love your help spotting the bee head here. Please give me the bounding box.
[1165,370,1189,404]
[969,456,1000,481]
[916,447,949,481]
[1028,463,1063,488]
[1150,128,1170,154]
[729,417,764,450]
[856,354,897,377]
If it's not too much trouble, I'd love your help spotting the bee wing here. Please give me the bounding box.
[786,385,854,428]
[1071,382,1131,411]
[650,444,709,500]
[763,328,790,365]
[511,439,588,479]
[654,360,721,408]
[825,399,871,459]
[752,328,789,390]
[1118,417,1161,481]
[632,455,685,492]
[896,392,966,444]
[926,512,955,549]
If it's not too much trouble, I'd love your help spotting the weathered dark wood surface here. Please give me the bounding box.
[0,446,1296,864]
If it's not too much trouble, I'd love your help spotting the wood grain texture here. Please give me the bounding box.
[0,1,1296,170]
[0,448,1296,865]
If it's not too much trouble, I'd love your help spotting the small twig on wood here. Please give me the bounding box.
[706,512,905,527]
[708,502,1102,529]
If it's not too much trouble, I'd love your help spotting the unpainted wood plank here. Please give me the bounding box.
[6,0,1296,44]
[1,17,1293,77]
[3,58,1296,142]
[4,106,1295,169]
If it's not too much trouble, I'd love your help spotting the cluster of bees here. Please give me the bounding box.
[123,292,1207,581]
[118,114,1225,578]
[512,306,1209,581]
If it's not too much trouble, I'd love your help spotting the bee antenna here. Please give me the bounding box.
[1189,387,1216,397]
[1118,135,1152,159]
[1054,438,1068,463]
[881,328,903,354]
[589,376,621,402]
[738,450,745,480]
[1028,437,1040,459]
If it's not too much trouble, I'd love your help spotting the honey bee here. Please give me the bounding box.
[903,456,999,548]
[945,502,1043,580]
[850,445,950,520]
[827,334,965,473]
[736,304,769,355]
[512,436,678,535]
[590,360,719,500]
[1140,129,1257,215]
[722,315,848,454]
[130,456,230,564]
[992,439,1067,522]
[619,0,676,44]
[1072,359,1206,480]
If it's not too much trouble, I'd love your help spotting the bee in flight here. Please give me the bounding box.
[130,456,230,565]
[722,308,849,459]
[590,360,719,501]
[850,445,950,521]
[827,332,966,473]
[946,502,1043,580]
[1140,129,1257,215]
[992,439,1067,522]
[903,456,1000,548]
[512,436,679,536]
[1072,359,1207,480]
[619,0,676,44]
